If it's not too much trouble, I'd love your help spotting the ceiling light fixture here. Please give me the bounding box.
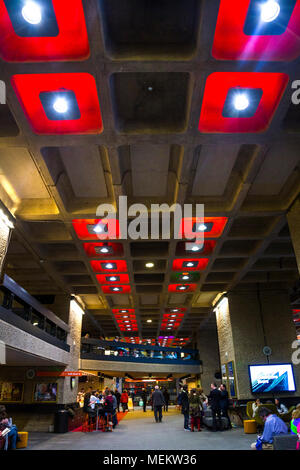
[105,263,114,269]
[53,97,68,114]
[261,0,280,23]
[22,1,42,25]
[233,93,249,111]
[146,319,152,323]
[145,262,154,268]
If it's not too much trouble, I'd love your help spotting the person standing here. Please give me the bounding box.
[178,385,190,431]
[189,389,202,432]
[219,383,232,429]
[120,390,129,413]
[207,383,222,432]
[163,388,170,412]
[115,389,121,413]
[141,388,147,412]
[111,391,118,429]
[152,386,165,423]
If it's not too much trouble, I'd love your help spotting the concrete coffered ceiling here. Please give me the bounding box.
[0,0,299,344]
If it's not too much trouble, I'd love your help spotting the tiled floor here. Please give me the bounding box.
[25,413,255,450]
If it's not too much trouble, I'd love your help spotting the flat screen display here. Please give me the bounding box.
[249,364,296,394]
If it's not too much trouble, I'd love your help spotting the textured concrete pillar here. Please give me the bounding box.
[216,288,300,400]
[0,217,11,276]
[57,299,83,404]
[197,321,221,394]
[287,197,300,274]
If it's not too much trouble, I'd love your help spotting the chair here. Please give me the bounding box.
[254,403,278,427]
[280,406,295,423]
[16,431,28,449]
[246,401,255,419]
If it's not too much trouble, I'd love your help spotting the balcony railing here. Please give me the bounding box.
[81,338,201,365]
[0,275,70,352]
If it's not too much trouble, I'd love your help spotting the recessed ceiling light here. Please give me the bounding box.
[121,310,128,313]
[108,276,118,282]
[111,286,122,292]
[233,93,249,111]
[95,244,113,254]
[189,244,201,252]
[261,0,280,23]
[182,275,190,280]
[177,286,188,291]
[22,1,42,25]
[103,262,117,270]
[171,309,179,312]
[53,97,68,114]
[145,262,154,268]
[88,222,108,235]
[146,319,152,323]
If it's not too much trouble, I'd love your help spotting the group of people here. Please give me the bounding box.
[81,387,122,431]
[252,397,288,417]
[177,383,231,432]
[250,399,300,450]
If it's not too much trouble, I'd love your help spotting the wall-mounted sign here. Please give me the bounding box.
[36,371,82,377]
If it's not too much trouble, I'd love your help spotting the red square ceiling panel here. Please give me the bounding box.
[0,0,89,62]
[96,274,130,284]
[90,260,128,273]
[83,242,124,258]
[102,285,131,294]
[112,309,135,315]
[199,72,288,133]
[179,217,228,239]
[172,258,209,271]
[72,219,120,240]
[11,73,103,134]
[213,0,300,61]
[168,284,197,293]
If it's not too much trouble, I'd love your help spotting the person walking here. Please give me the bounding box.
[141,388,147,412]
[219,383,232,429]
[152,386,165,423]
[207,383,222,432]
[120,390,129,413]
[163,388,170,412]
[178,385,190,431]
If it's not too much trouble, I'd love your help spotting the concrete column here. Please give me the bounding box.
[0,216,11,276]
[287,197,300,274]
[215,287,300,400]
[196,321,221,394]
[57,298,83,404]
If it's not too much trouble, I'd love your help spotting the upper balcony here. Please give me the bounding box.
[81,338,202,375]
[0,275,70,366]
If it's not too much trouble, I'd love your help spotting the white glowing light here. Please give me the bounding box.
[145,262,154,268]
[22,1,42,25]
[261,1,280,23]
[106,263,114,269]
[53,97,68,114]
[191,244,201,251]
[197,224,208,231]
[233,93,249,111]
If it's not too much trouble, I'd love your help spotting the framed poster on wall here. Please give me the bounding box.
[221,364,229,390]
[0,382,24,403]
[227,361,237,398]
[33,383,58,403]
